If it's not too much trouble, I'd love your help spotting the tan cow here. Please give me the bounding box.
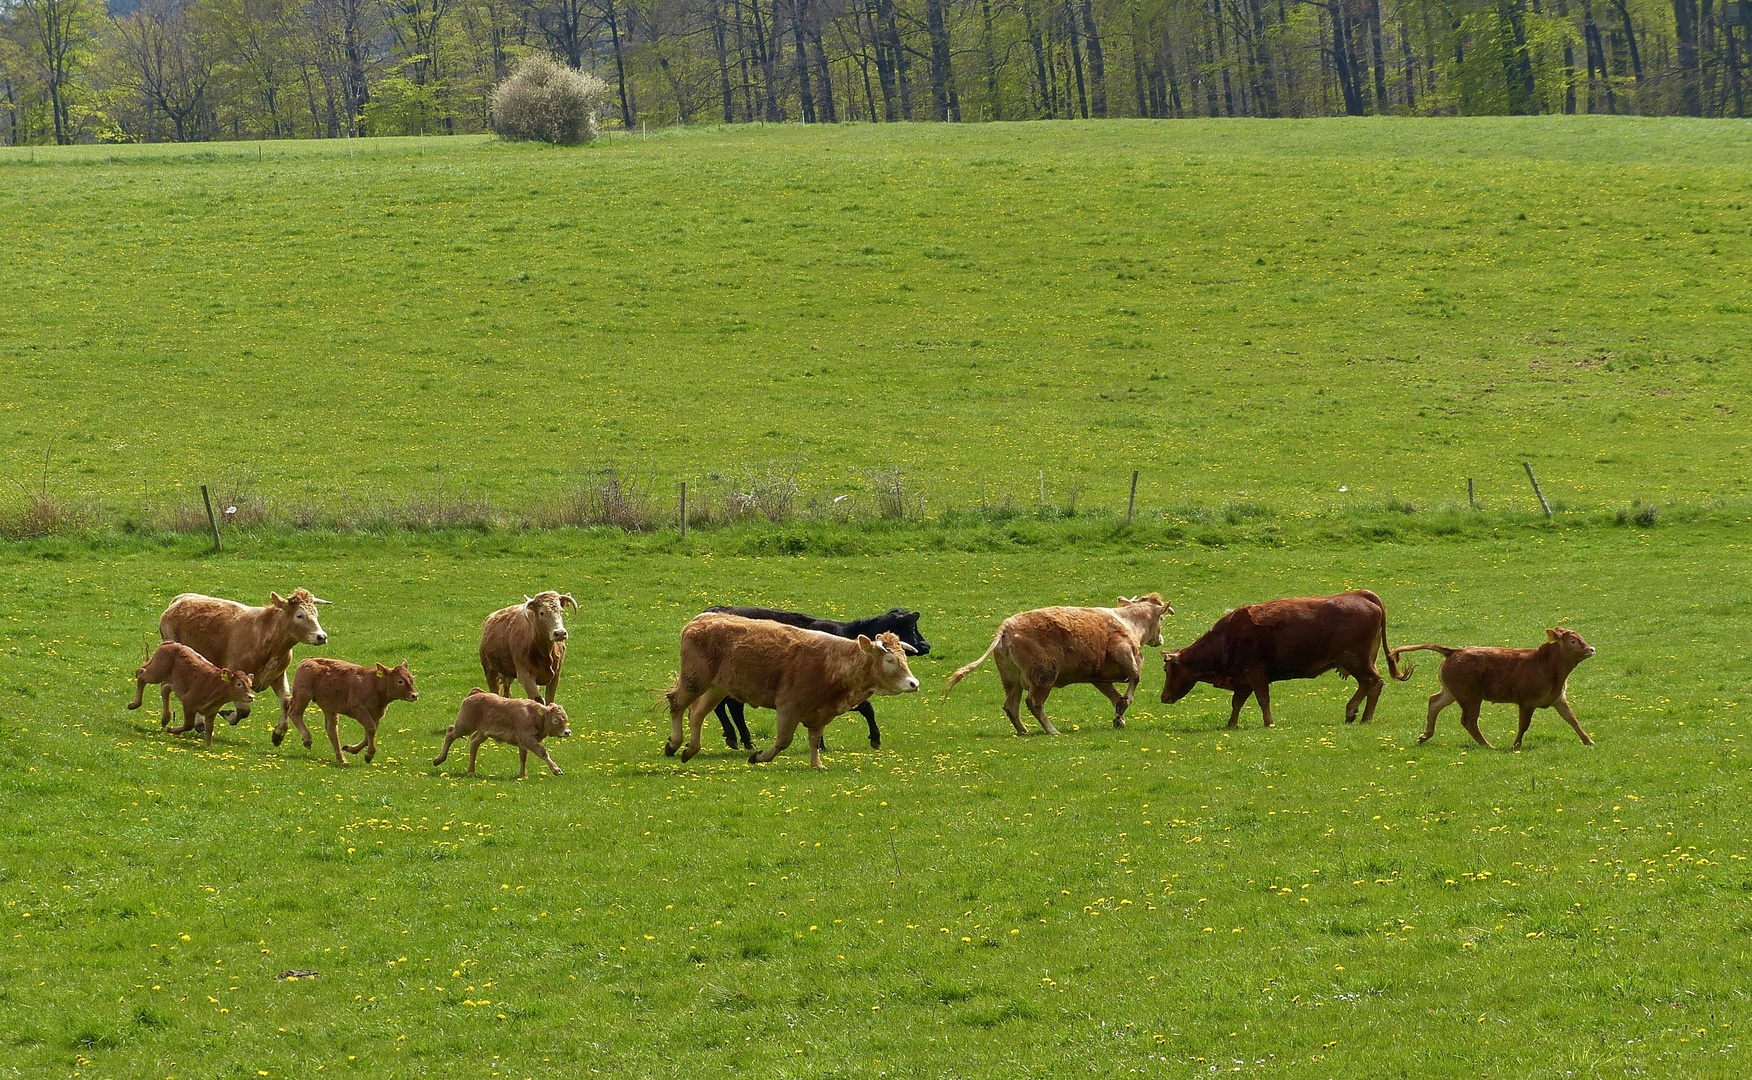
[1392,628,1597,749]
[479,591,576,704]
[128,642,256,747]
[433,689,571,778]
[946,594,1170,735]
[275,658,418,765]
[158,588,330,722]
[664,613,920,769]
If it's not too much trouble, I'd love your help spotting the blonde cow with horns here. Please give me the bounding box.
[480,591,577,704]
[947,594,1171,735]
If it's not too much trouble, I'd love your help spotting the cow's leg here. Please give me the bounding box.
[168,697,200,735]
[682,689,727,762]
[516,671,543,701]
[466,731,487,775]
[751,711,800,764]
[324,709,347,764]
[1357,669,1386,725]
[1459,700,1493,749]
[996,654,1028,736]
[202,709,218,747]
[1512,703,1537,749]
[1025,682,1059,736]
[1252,676,1274,728]
[665,681,703,757]
[1227,687,1253,728]
[433,726,461,767]
[342,716,376,760]
[544,670,559,706]
[518,745,529,779]
[267,672,292,727]
[160,684,174,728]
[715,699,740,749]
[1554,697,1593,745]
[857,700,880,750]
[520,736,563,776]
[1093,682,1128,728]
[807,727,826,770]
[1419,690,1453,743]
[730,700,754,751]
[128,676,147,712]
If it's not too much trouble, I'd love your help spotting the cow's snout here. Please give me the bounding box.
[314,632,329,645]
[903,677,920,693]
[409,691,420,701]
[552,628,569,641]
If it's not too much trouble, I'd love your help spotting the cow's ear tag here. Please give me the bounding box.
[376,663,389,676]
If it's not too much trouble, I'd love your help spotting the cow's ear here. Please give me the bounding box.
[1546,628,1561,640]
[271,591,285,606]
[399,659,409,670]
[857,634,877,653]
[376,663,388,676]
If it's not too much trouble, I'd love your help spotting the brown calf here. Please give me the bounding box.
[946,595,1170,735]
[275,658,418,765]
[159,588,330,720]
[1392,628,1596,749]
[1160,590,1409,728]
[664,614,920,769]
[434,689,571,778]
[479,591,576,704]
[128,642,256,747]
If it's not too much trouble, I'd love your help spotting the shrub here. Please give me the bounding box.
[490,55,609,145]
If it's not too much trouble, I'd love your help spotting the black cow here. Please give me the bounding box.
[705,606,930,751]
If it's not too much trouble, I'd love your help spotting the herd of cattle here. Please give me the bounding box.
[127,586,1598,774]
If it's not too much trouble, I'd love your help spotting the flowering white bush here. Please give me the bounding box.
[490,56,610,145]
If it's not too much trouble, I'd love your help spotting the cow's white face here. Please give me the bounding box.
[540,703,572,739]
[275,589,330,645]
[524,591,577,643]
[1118,594,1171,648]
[861,632,921,696]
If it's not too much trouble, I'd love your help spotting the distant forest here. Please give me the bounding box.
[2,0,1747,144]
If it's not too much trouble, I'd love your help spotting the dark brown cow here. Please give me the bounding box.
[479,591,576,704]
[664,613,920,769]
[275,658,419,764]
[1391,628,1596,748]
[1159,590,1410,728]
[128,642,256,747]
[158,589,330,721]
[434,689,572,778]
[946,595,1170,735]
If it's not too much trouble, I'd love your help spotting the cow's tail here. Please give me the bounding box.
[1388,644,1457,675]
[944,631,1004,696]
[1373,597,1415,682]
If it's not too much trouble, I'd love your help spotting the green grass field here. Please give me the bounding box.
[3,119,1752,1077]
[3,119,1751,525]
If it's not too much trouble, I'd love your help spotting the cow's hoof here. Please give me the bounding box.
[723,736,738,750]
[364,751,375,763]
[663,741,678,757]
[271,729,284,746]
[680,747,697,763]
[868,737,880,750]
[1416,735,1432,744]
[1112,717,1126,729]
[302,738,312,749]
[126,701,140,711]
[747,753,763,765]
[551,767,564,776]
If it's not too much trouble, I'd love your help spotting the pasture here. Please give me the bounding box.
[3,523,1750,1078]
[2,118,1751,1077]
[3,119,1752,525]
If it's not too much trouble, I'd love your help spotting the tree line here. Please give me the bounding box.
[2,0,1747,144]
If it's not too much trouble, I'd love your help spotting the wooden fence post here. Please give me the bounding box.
[1468,477,1475,508]
[201,485,222,552]
[1523,462,1552,518]
[1126,470,1139,525]
[679,482,687,540]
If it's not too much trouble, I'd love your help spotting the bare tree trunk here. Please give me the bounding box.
[791,0,816,120]
[1365,0,1388,107]
[1064,0,1089,116]
[983,0,1002,119]
[1674,0,1702,114]
[925,0,959,119]
[712,0,736,121]
[810,18,836,121]
[1078,0,1106,116]
[1023,0,1051,115]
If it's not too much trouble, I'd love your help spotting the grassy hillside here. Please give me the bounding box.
[3,119,1751,528]
[2,522,1750,1077]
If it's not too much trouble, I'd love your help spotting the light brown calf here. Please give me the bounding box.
[479,591,576,704]
[664,614,920,770]
[1392,628,1597,749]
[159,588,330,721]
[946,595,1170,735]
[275,659,418,765]
[433,689,571,778]
[128,642,256,747]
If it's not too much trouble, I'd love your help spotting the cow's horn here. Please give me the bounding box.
[559,594,577,610]
[310,595,333,605]
[899,641,918,655]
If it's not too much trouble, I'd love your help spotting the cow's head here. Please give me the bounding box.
[538,702,572,740]
[861,631,921,696]
[273,588,330,646]
[885,608,931,656]
[1118,593,1171,648]
[524,591,576,643]
[1159,650,1202,704]
[1546,627,1596,664]
[376,661,418,702]
[222,669,256,719]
